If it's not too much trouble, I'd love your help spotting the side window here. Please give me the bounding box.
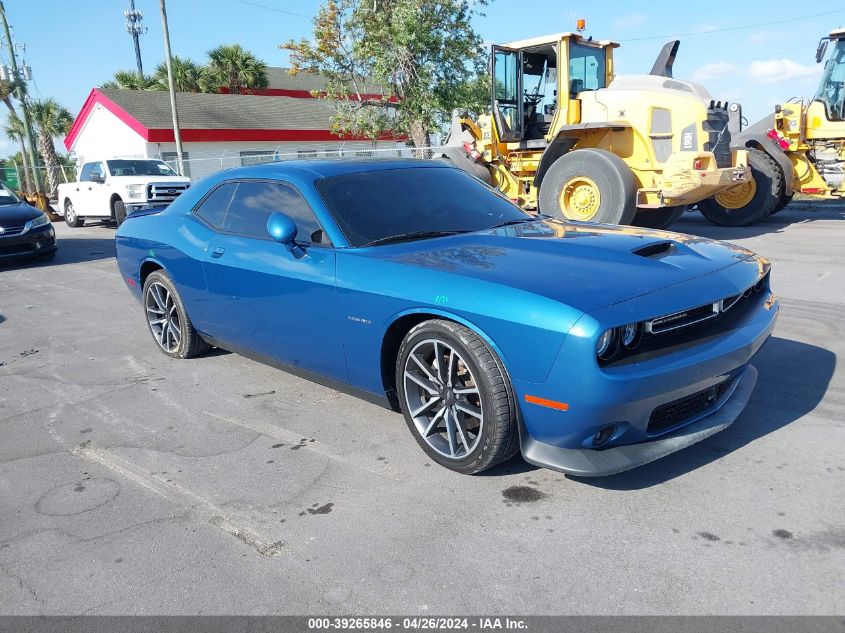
[223,181,325,244]
[91,162,106,180]
[79,162,94,182]
[194,182,237,230]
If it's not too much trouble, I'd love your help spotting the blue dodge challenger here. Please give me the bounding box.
[115,160,778,476]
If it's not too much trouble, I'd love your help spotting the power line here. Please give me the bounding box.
[620,8,845,42]
[234,0,311,19]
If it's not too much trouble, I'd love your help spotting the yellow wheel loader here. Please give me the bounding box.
[699,28,845,226]
[436,29,750,229]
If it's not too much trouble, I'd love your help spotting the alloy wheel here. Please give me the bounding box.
[403,338,484,459]
[145,281,182,353]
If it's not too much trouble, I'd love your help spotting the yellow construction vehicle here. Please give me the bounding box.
[436,26,750,228]
[699,28,845,226]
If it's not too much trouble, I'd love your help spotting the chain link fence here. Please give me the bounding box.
[161,144,440,182]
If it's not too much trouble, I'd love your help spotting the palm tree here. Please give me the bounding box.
[101,70,160,91]
[201,44,268,94]
[0,78,36,192]
[29,99,74,198]
[153,56,204,92]
[4,111,33,192]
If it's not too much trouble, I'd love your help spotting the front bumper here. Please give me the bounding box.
[126,202,169,214]
[521,364,757,476]
[0,224,57,260]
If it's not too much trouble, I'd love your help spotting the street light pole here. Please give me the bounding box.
[0,1,41,192]
[159,0,185,176]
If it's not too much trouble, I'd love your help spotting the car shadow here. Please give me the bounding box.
[0,237,116,269]
[570,336,835,490]
[674,201,844,240]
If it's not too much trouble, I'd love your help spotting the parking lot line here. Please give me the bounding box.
[71,442,285,557]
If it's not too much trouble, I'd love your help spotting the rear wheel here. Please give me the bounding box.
[64,200,84,228]
[698,148,783,226]
[142,270,210,359]
[396,319,518,474]
[539,149,637,224]
[631,205,687,230]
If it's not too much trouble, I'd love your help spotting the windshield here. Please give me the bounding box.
[315,167,532,247]
[106,159,178,177]
[0,183,21,205]
[815,39,845,121]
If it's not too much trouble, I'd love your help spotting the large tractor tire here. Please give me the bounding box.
[539,149,637,224]
[770,192,794,215]
[631,205,687,230]
[698,148,783,226]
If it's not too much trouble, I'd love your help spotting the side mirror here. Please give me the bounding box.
[89,172,103,183]
[816,39,829,64]
[266,211,297,246]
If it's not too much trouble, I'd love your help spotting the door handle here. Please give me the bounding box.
[209,246,225,258]
[74,187,79,191]
[87,186,92,190]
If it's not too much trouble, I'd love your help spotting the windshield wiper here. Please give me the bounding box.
[364,230,470,247]
[489,217,542,229]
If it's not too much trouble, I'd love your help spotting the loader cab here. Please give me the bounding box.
[814,32,845,122]
[491,33,616,142]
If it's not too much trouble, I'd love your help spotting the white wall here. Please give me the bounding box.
[69,104,148,166]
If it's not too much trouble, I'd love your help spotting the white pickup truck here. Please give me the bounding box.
[57,158,191,227]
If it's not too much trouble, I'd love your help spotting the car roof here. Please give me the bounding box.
[211,158,447,182]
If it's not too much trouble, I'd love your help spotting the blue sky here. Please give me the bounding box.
[3,0,844,156]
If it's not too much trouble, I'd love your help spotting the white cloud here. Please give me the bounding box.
[748,59,822,84]
[692,61,740,82]
[612,13,646,29]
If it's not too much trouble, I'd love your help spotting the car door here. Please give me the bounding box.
[74,162,95,212]
[85,162,109,216]
[201,179,347,382]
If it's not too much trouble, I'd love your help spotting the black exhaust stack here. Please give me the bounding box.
[650,40,680,78]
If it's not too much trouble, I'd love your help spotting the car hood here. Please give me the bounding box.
[372,220,760,313]
[0,202,42,227]
[110,176,190,184]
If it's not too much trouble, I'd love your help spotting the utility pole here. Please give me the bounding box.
[0,1,41,192]
[159,0,184,175]
[125,0,146,75]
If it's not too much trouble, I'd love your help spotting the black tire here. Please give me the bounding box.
[113,199,127,226]
[771,192,793,215]
[142,270,210,359]
[396,319,518,474]
[697,148,783,226]
[538,148,637,224]
[631,205,687,230]
[64,199,84,228]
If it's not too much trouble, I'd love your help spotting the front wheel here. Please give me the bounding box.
[113,199,127,226]
[631,205,687,230]
[396,319,518,474]
[538,149,637,224]
[142,270,210,359]
[64,200,84,228]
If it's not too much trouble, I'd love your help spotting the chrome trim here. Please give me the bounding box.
[644,302,719,335]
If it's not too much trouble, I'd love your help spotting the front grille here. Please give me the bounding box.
[0,225,26,237]
[648,378,734,434]
[146,182,190,204]
[646,302,718,335]
[704,103,732,168]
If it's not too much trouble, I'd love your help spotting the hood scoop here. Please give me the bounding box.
[632,240,676,259]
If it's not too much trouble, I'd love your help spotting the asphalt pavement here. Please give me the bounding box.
[0,202,843,615]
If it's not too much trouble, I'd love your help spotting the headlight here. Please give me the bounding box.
[596,329,617,361]
[620,322,642,349]
[29,213,50,228]
[126,184,144,199]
